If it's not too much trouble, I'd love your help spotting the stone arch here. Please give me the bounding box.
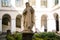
[41,14,47,32]
[53,13,59,32]
[16,14,22,32]
[2,14,11,33]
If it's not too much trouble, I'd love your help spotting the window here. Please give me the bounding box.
[41,15,47,32]
[41,0,47,7]
[2,14,11,32]
[15,0,23,7]
[28,0,36,6]
[54,13,59,31]
[16,15,22,28]
[55,0,59,5]
[1,0,10,7]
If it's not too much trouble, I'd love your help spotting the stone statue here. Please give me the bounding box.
[23,2,35,32]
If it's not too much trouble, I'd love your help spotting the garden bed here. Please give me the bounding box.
[6,32,60,40]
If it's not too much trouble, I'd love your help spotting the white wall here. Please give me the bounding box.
[0,0,60,33]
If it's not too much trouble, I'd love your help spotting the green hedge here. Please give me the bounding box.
[6,32,22,40]
[6,32,60,40]
[33,32,60,40]
[6,34,15,40]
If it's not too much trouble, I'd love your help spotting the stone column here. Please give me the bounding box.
[47,19,56,32]
[0,19,2,33]
[11,19,16,34]
[21,15,24,32]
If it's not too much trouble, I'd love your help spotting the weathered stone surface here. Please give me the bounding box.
[22,33,34,40]
[0,33,6,40]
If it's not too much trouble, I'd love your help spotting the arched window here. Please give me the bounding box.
[41,15,47,32]
[54,13,59,32]
[1,0,10,7]
[41,0,47,8]
[55,0,59,5]
[28,0,36,6]
[15,0,23,7]
[2,14,11,32]
[16,15,22,28]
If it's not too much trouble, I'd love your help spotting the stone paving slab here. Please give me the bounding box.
[0,33,6,40]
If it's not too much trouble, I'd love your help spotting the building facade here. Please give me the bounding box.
[0,0,60,33]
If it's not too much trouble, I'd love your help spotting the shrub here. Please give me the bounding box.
[6,34,15,40]
[33,32,60,40]
[39,32,47,38]
[6,32,22,40]
[13,32,22,40]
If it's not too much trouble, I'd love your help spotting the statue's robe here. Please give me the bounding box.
[23,6,34,31]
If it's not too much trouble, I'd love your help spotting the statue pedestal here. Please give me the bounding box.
[22,33,34,40]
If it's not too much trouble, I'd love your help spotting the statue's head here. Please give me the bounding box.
[25,2,30,7]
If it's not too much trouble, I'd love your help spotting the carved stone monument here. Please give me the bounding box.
[22,2,34,40]
[23,2,34,33]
